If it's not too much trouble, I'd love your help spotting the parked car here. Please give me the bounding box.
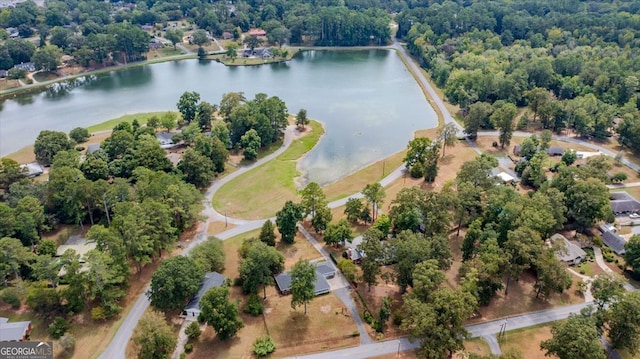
[630,213,640,219]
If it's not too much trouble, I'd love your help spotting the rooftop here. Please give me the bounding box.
[56,241,97,261]
[0,317,31,341]
[185,272,226,311]
[602,231,627,255]
[274,269,331,296]
[551,234,587,263]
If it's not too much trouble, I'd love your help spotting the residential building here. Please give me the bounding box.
[0,318,31,342]
[182,272,226,318]
[550,234,587,265]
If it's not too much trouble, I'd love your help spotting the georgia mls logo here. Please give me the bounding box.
[0,341,53,359]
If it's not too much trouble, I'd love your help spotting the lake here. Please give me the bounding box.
[0,50,437,185]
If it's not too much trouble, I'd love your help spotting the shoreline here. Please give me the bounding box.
[0,45,397,99]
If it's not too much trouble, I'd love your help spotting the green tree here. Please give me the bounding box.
[358,228,385,290]
[591,273,625,310]
[524,87,552,122]
[503,227,542,295]
[165,29,183,50]
[240,129,261,160]
[438,122,458,157]
[190,238,225,273]
[311,206,332,233]
[540,314,606,359]
[196,101,216,130]
[566,178,612,232]
[85,249,126,317]
[177,92,200,124]
[608,292,640,355]
[403,137,431,172]
[323,219,353,247]
[69,127,90,143]
[178,148,215,188]
[533,248,572,299]
[402,286,477,358]
[338,258,358,283]
[300,182,327,220]
[362,182,385,222]
[344,198,364,223]
[423,142,440,183]
[239,241,284,298]
[131,134,172,172]
[243,35,262,51]
[160,112,177,132]
[464,102,493,139]
[275,200,304,244]
[259,220,276,246]
[199,286,244,340]
[34,130,72,166]
[0,158,25,192]
[133,310,177,359]
[191,29,210,48]
[0,237,36,286]
[102,130,134,161]
[290,259,316,315]
[148,256,204,311]
[32,44,61,72]
[48,317,68,339]
[253,336,276,357]
[296,109,309,129]
[624,235,640,278]
[225,42,239,62]
[491,102,517,148]
[185,321,201,341]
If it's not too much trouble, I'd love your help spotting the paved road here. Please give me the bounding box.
[289,302,593,359]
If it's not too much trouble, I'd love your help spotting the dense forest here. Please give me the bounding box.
[397,0,640,150]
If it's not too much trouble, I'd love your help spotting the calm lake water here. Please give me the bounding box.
[0,50,437,185]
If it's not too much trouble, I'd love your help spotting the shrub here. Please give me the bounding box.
[243,293,264,316]
[74,146,84,151]
[253,336,276,357]
[363,310,374,325]
[91,306,107,321]
[351,330,360,337]
[48,317,68,339]
[58,333,75,354]
[409,162,424,178]
[69,127,90,143]
[180,354,186,359]
[184,343,193,353]
[492,141,498,147]
[392,310,403,326]
[185,321,201,341]
[1,288,21,309]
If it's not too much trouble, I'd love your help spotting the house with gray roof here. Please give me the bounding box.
[86,143,102,154]
[601,231,626,255]
[274,265,331,296]
[0,317,31,342]
[156,132,181,149]
[610,192,640,215]
[551,234,587,265]
[19,162,43,177]
[315,262,336,279]
[182,272,226,318]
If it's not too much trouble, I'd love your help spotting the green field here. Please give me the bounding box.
[86,112,179,133]
[212,121,324,219]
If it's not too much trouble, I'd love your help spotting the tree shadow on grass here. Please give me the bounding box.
[282,310,310,344]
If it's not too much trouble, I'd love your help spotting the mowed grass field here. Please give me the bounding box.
[212,121,324,219]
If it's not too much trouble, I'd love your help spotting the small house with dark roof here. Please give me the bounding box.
[550,234,587,265]
[274,268,331,296]
[0,317,31,342]
[243,47,272,59]
[601,231,626,255]
[183,272,226,318]
[0,69,7,78]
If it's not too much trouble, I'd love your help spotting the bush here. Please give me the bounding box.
[58,334,75,354]
[74,146,84,151]
[492,141,498,147]
[351,330,360,337]
[253,336,276,357]
[91,306,107,321]
[69,127,90,143]
[243,293,264,316]
[180,354,186,359]
[392,310,403,326]
[409,162,424,178]
[8,68,26,79]
[48,317,68,339]
[184,343,193,353]
[1,288,21,309]
[363,310,374,325]
[185,321,201,341]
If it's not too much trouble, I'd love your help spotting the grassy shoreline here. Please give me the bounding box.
[212,120,324,219]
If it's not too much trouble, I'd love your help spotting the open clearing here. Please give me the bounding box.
[499,324,553,359]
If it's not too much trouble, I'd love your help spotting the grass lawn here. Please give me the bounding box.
[33,71,59,82]
[86,111,176,133]
[498,324,553,359]
[0,78,20,91]
[146,47,185,59]
[212,121,324,219]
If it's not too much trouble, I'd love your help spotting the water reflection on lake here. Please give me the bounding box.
[0,50,437,185]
